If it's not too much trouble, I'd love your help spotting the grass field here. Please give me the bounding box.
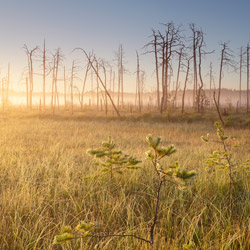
[0,111,249,249]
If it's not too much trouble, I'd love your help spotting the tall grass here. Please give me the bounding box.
[0,113,249,249]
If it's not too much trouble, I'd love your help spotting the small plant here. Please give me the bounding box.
[54,135,196,247]
[202,122,250,208]
[145,134,196,245]
[87,136,141,178]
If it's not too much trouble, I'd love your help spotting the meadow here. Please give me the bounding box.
[0,110,250,249]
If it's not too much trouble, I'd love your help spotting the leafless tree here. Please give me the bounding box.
[144,29,160,109]
[23,44,39,109]
[158,22,182,113]
[64,66,67,110]
[70,60,77,114]
[136,51,141,112]
[196,30,214,112]
[247,43,249,113]
[75,48,121,117]
[189,24,199,107]
[239,47,243,108]
[182,57,192,113]
[173,45,184,108]
[80,61,91,110]
[217,41,235,109]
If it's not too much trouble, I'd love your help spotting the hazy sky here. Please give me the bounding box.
[0,0,249,92]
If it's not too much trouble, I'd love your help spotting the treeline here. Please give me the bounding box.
[0,22,249,115]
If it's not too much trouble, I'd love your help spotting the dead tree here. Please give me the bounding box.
[51,54,56,109]
[136,51,141,112]
[101,60,108,114]
[247,43,249,113]
[80,61,91,110]
[239,47,243,108]
[23,44,39,110]
[182,57,191,113]
[70,61,76,114]
[197,30,214,113]
[158,22,182,113]
[173,45,184,108]
[209,62,214,109]
[26,77,29,108]
[144,29,160,109]
[74,48,121,117]
[53,48,63,112]
[96,60,99,110]
[218,42,235,109]
[190,24,199,107]
[64,66,67,110]
[6,63,10,107]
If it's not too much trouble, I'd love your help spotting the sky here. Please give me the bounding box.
[0,0,250,94]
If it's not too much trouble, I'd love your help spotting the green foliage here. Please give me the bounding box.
[203,122,249,173]
[146,134,196,182]
[53,232,74,244]
[53,222,95,245]
[87,136,141,177]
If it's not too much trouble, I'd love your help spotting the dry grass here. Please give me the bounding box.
[0,111,249,249]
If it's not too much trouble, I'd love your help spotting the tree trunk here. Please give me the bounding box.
[182,60,190,114]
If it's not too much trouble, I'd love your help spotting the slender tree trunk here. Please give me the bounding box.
[197,36,204,113]
[117,52,120,109]
[209,62,213,109]
[247,43,249,113]
[136,51,141,112]
[239,47,242,108]
[164,42,169,112]
[51,57,55,110]
[81,63,90,110]
[182,59,190,114]
[96,61,99,110]
[113,71,115,101]
[160,40,165,114]
[70,61,75,114]
[153,33,160,110]
[43,39,46,109]
[6,63,10,107]
[174,49,182,109]
[91,70,94,106]
[30,54,33,110]
[218,46,225,110]
[26,77,29,108]
[64,66,67,110]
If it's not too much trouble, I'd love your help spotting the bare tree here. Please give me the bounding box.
[23,44,39,109]
[6,63,10,107]
[217,41,235,109]
[64,66,67,110]
[196,30,214,113]
[136,51,141,112]
[80,61,91,110]
[247,43,249,113]
[144,29,160,109]
[173,45,184,108]
[239,47,243,108]
[52,48,63,112]
[190,23,199,107]
[70,60,76,114]
[209,62,214,108]
[182,57,191,113]
[158,22,182,113]
[100,60,108,114]
[75,48,121,117]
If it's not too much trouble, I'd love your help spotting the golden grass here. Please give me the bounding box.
[0,112,249,249]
